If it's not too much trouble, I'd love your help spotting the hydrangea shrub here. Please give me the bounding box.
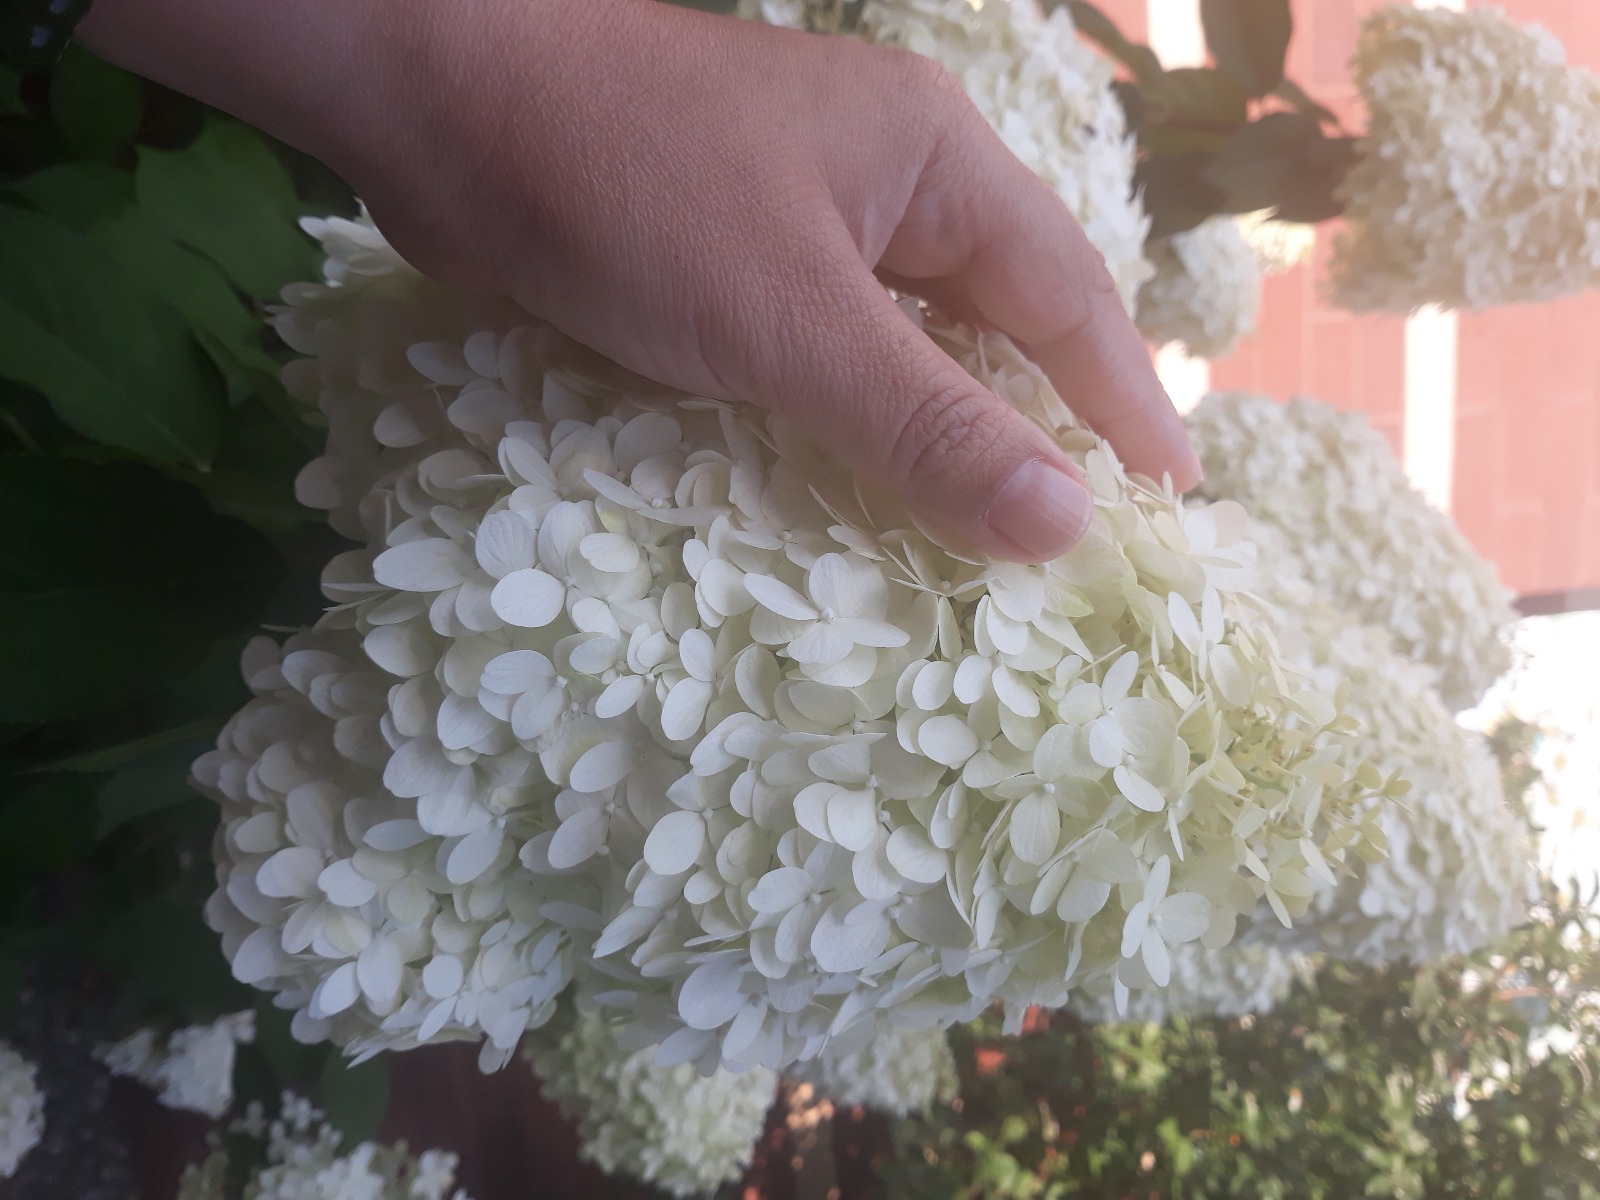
[784,1024,957,1115]
[1186,392,1516,712]
[1069,941,1305,1025]
[177,1092,469,1200]
[1332,5,1600,311]
[96,1011,254,1118]
[524,1010,775,1196]
[1134,217,1262,360]
[0,1042,44,1180]
[1255,563,1536,965]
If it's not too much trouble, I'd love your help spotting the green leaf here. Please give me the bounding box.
[0,457,280,723]
[0,773,100,909]
[3,161,135,229]
[1200,0,1292,98]
[84,207,284,380]
[1271,135,1358,224]
[49,44,144,159]
[99,894,248,1020]
[1272,77,1340,128]
[26,716,222,774]
[1198,111,1325,213]
[1060,1,1164,85]
[0,206,224,466]
[134,116,316,299]
[248,999,329,1091]
[0,67,26,116]
[318,1052,391,1146]
[1140,67,1248,157]
[1136,153,1224,240]
[96,738,216,836]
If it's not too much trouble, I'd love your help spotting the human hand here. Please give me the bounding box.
[82,0,1200,562]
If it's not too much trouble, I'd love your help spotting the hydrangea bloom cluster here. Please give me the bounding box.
[528,1011,771,1196]
[0,1041,43,1179]
[742,0,1151,310]
[1254,573,1536,966]
[524,1009,774,1197]
[1331,5,1600,311]
[1186,392,1516,711]
[1236,210,1316,276]
[1134,217,1262,360]
[177,1092,468,1200]
[196,217,1385,1076]
[96,1010,254,1118]
[784,1025,957,1115]
[196,630,578,1071]
[1069,942,1304,1025]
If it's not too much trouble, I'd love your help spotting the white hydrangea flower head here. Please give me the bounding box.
[1331,5,1600,311]
[1134,217,1262,359]
[742,0,1152,311]
[1235,210,1316,276]
[0,1041,43,1180]
[97,1010,255,1118]
[197,218,1387,1076]
[1068,941,1306,1024]
[194,631,577,1070]
[176,1091,469,1200]
[524,1008,774,1197]
[1249,562,1536,966]
[784,1025,956,1115]
[1186,392,1516,711]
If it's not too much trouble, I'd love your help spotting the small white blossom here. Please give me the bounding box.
[1236,210,1317,276]
[1069,942,1307,1024]
[97,1010,255,1118]
[1332,6,1600,310]
[176,1091,469,1200]
[1135,217,1263,359]
[0,1041,43,1179]
[784,1025,957,1115]
[525,1009,775,1197]
[743,0,1152,310]
[1249,567,1537,966]
[1187,392,1516,711]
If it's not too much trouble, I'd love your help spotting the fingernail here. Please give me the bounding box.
[985,458,1093,561]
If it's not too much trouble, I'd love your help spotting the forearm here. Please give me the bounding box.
[73,0,625,186]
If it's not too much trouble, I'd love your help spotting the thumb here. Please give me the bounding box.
[749,249,1094,563]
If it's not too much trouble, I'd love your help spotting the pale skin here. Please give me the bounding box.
[79,0,1201,562]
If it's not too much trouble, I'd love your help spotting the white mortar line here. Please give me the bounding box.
[1146,0,1212,407]
[1401,0,1463,510]
[1402,305,1459,512]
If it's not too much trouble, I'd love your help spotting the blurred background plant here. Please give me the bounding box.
[859,718,1600,1200]
[0,46,389,1197]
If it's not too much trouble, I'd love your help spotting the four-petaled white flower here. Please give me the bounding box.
[1118,855,1212,989]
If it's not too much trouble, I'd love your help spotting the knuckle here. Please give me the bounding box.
[886,380,1007,488]
[1020,266,1103,348]
[875,47,977,128]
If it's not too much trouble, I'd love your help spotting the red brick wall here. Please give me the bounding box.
[1448,0,1600,596]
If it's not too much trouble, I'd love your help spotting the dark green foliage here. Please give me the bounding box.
[1200,0,1292,98]
[0,457,280,722]
[0,44,375,1143]
[876,730,1600,1199]
[876,883,1600,1199]
[1065,0,1350,240]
